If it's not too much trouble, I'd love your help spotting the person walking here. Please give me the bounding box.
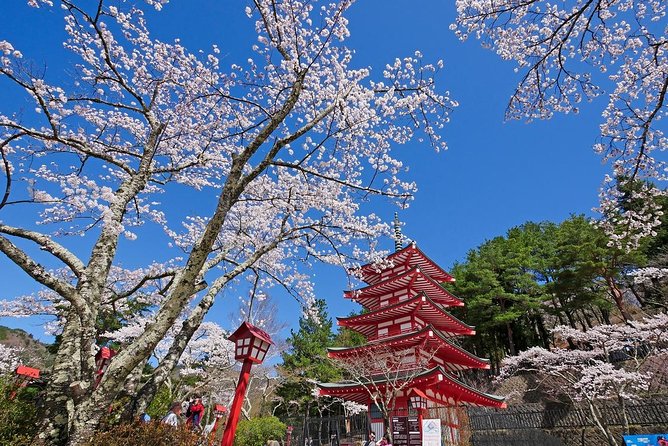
[186,397,206,430]
[161,402,182,427]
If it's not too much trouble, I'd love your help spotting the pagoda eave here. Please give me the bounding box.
[337,293,475,338]
[344,267,463,309]
[318,366,505,409]
[358,243,456,285]
[328,325,490,370]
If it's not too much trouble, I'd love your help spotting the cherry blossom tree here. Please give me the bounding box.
[0,0,454,444]
[0,344,21,375]
[453,1,668,249]
[327,343,441,441]
[499,314,668,446]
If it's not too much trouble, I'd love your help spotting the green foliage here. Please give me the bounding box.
[0,378,39,446]
[449,215,651,370]
[275,299,341,413]
[234,416,286,446]
[84,421,199,446]
[333,309,367,348]
[145,385,173,419]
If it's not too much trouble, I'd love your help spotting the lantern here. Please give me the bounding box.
[407,389,429,444]
[209,404,228,439]
[286,425,294,446]
[228,321,272,363]
[94,346,117,388]
[409,393,429,410]
[10,365,41,400]
[214,404,227,418]
[221,322,273,446]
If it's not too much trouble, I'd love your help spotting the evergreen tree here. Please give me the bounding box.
[274,299,340,417]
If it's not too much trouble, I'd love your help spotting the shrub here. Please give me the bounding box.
[0,377,39,446]
[234,416,286,446]
[85,421,200,446]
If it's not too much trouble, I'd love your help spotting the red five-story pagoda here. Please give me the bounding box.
[318,216,505,441]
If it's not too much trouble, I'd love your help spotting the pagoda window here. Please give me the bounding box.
[377,327,389,338]
[399,322,412,334]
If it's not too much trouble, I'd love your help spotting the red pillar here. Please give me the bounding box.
[417,409,427,443]
[221,359,253,446]
[286,426,293,446]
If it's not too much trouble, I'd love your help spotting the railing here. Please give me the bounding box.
[367,326,419,342]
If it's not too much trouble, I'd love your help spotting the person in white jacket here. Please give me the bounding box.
[161,402,182,427]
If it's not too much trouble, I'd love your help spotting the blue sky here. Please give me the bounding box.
[0,1,608,341]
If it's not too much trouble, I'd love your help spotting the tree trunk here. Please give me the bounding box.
[119,358,149,422]
[506,322,516,356]
[600,307,612,325]
[618,394,630,434]
[605,276,633,322]
[586,400,618,446]
[37,310,84,445]
[533,315,551,349]
[131,292,217,416]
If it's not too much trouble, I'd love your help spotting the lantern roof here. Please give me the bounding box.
[345,267,463,310]
[357,243,455,285]
[317,365,506,409]
[228,321,273,345]
[15,365,40,379]
[337,292,474,338]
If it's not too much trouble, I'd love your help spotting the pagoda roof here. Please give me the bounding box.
[337,293,474,338]
[358,243,455,285]
[344,267,463,309]
[328,325,490,371]
[317,366,506,409]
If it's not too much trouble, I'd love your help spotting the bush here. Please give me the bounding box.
[234,416,286,446]
[0,377,39,446]
[85,421,200,446]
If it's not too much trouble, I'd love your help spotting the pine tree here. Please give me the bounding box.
[274,299,340,417]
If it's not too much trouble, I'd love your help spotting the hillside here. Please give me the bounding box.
[0,326,52,370]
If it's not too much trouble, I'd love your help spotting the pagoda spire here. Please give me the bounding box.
[393,212,403,252]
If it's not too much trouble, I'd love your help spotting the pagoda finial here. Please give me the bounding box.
[393,212,403,252]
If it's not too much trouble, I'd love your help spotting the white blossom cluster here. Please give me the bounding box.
[0,1,457,426]
[0,343,21,375]
[453,0,667,248]
[628,266,668,285]
[500,314,668,402]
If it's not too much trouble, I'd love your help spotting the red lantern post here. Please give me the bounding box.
[220,322,273,446]
[208,404,228,444]
[409,389,429,443]
[286,425,294,446]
